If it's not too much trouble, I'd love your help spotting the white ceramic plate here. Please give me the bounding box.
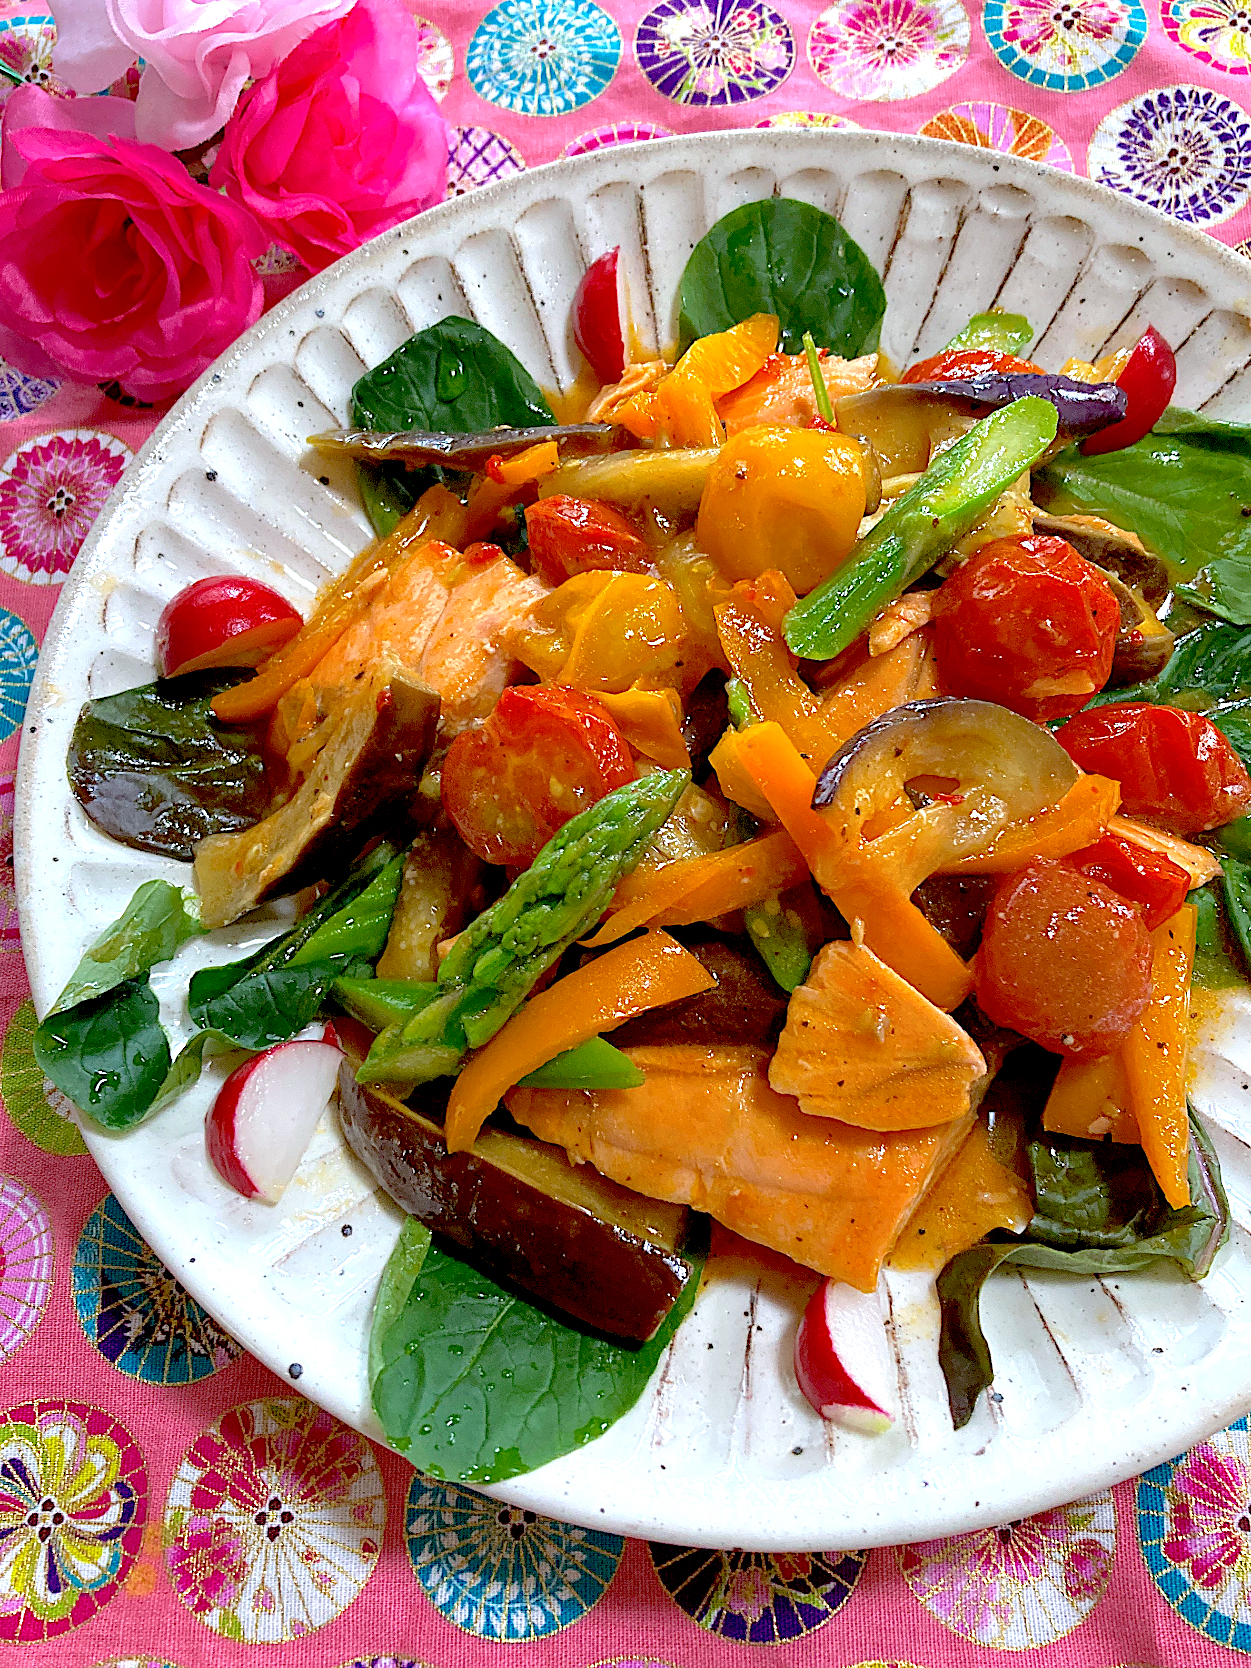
[19,130,1251,1552]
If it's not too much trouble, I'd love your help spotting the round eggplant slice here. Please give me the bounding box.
[813,697,1079,867]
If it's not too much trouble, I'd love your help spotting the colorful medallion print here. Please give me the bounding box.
[808,0,969,102]
[336,1658,428,1668]
[406,1476,623,1639]
[1138,1415,1251,1649]
[0,14,56,97]
[982,0,1144,89]
[0,608,38,741]
[163,1398,383,1643]
[898,1488,1116,1648]
[1164,0,1251,73]
[0,1400,146,1643]
[0,773,18,953]
[921,100,1075,167]
[409,13,454,99]
[0,1000,86,1156]
[72,1194,241,1384]
[0,357,58,425]
[756,108,862,125]
[563,119,672,154]
[648,1545,865,1642]
[0,429,131,584]
[447,125,527,193]
[635,0,794,105]
[1089,83,1251,224]
[466,0,620,116]
[0,1178,52,1366]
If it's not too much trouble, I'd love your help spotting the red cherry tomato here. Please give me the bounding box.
[975,860,1154,1057]
[1056,703,1251,833]
[1065,832,1191,930]
[525,495,651,584]
[441,684,635,866]
[573,247,629,384]
[933,534,1121,722]
[158,576,302,678]
[900,347,1043,385]
[1080,326,1177,456]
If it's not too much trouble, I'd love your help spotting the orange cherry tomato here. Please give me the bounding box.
[157,576,302,678]
[1066,831,1191,931]
[933,535,1120,722]
[975,860,1154,1057]
[441,684,635,866]
[525,495,651,585]
[900,347,1043,385]
[1056,704,1251,834]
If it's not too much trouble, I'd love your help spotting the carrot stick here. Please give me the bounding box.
[444,929,715,1151]
[1122,903,1196,1209]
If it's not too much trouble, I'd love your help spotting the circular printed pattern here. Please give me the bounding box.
[921,101,1075,168]
[0,429,132,584]
[447,125,527,194]
[466,0,620,116]
[0,1000,87,1156]
[0,774,19,953]
[898,1489,1116,1648]
[163,1398,383,1642]
[0,14,57,98]
[1164,0,1251,73]
[0,357,58,425]
[982,0,1144,89]
[563,119,673,154]
[73,1194,241,1384]
[0,609,39,742]
[808,0,969,102]
[0,1400,147,1642]
[636,0,794,104]
[336,1659,431,1668]
[1138,1415,1251,1650]
[0,1178,52,1367]
[756,108,862,125]
[406,1476,623,1639]
[648,1544,865,1642]
[90,1660,181,1668]
[410,14,454,99]
[1089,84,1251,224]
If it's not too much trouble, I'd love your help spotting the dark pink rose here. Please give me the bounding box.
[211,0,447,276]
[0,119,266,400]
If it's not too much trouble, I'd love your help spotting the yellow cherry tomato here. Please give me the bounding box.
[696,425,867,595]
[518,571,686,693]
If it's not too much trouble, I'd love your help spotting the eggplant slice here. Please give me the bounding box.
[307,422,621,469]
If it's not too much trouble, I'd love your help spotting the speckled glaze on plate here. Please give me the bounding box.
[18,130,1251,1550]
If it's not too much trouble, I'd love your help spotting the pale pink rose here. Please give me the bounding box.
[49,0,355,149]
[0,82,135,188]
[211,0,446,274]
[0,121,265,397]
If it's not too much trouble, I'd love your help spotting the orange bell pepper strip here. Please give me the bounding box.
[1122,903,1197,1209]
[211,487,469,723]
[444,928,715,1152]
[486,440,559,488]
[595,688,689,769]
[1043,1052,1139,1144]
[732,721,974,1010]
[618,315,779,448]
[715,573,844,771]
[941,775,1121,875]
[583,828,810,947]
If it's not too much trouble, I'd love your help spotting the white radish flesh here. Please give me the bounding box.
[206,1040,343,1204]
[793,1276,898,1434]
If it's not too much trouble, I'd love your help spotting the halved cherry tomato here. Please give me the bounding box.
[1057,704,1251,834]
[573,247,629,384]
[975,859,1154,1057]
[900,347,1043,385]
[441,684,635,866]
[933,535,1120,722]
[525,495,651,585]
[1066,831,1191,930]
[1080,326,1176,456]
[157,576,303,678]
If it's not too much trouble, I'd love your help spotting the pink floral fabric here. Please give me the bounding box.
[5,0,1251,1660]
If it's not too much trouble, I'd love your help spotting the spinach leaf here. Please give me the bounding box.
[677,198,886,358]
[368,1217,432,1387]
[189,958,369,1051]
[1035,409,1251,620]
[350,317,555,537]
[1193,883,1245,989]
[46,880,201,1015]
[371,1238,705,1482]
[1221,853,1251,974]
[937,1113,1228,1428]
[68,670,268,860]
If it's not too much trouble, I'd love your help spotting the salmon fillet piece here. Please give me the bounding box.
[718,352,879,436]
[417,555,549,735]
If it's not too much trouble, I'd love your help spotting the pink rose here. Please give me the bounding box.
[0,82,136,188]
[211,0,447,275]
[0,118,265,399]
[49,0,355,150]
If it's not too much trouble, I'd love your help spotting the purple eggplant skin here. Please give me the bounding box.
[307,422,619,469]
[904,374,1128,436]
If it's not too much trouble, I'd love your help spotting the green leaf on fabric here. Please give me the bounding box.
[370,1237,705,1482]
[677,198,886,357]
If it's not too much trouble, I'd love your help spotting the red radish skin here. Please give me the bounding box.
[793,1278,897,1433]
[158,575,303,678]
[573,248,629,384]
[206,1039,343,1203]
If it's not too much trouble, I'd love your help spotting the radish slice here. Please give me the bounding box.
[573,248,629,384]
[206,1039,343,1203]
[794,1277,898,1433]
